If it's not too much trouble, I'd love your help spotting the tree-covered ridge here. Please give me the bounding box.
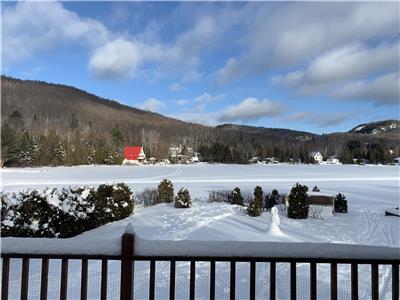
[1,76,399,167]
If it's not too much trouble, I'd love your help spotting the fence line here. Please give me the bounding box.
[1,232,399,300]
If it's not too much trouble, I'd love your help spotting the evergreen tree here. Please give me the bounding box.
[334,193,348,213]
[158,179,174,203]
[228,187,244,205]
[287,183,309,219]
[265,189,280,211]
[247,186,263,217]
[174,188,191,208]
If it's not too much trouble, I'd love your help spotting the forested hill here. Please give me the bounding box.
[1,76,399,166]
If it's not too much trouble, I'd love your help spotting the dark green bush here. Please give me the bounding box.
[1,183,134,238]
[287,183,309,219]
[265,189,280,211]
[229,187,244,206]
[334,193,348,213]
[174,188,191,208]
[157,179,174,203]
[247,186,263,217]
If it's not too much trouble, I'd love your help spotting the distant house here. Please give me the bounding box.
[326,156,341,165]
[309,151,323,164]
[123,146,146,165]
[394,157,400,165]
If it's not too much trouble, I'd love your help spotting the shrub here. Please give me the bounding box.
[228,187,244,206]
[157,179,174,203]
[49,186,95,237]
[136,188,159,206]
[247,186,263,217]
[312,186,320,192]
[1,183,134,238]
[208,190,230,203]
[265,189,280,211]
[174,188,191,208]
[287,183,309,219]
[334,193,348,213]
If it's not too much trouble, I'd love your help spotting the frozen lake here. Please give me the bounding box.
[2,164,399,299]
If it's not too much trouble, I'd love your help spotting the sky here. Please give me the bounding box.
[1,1,399,134]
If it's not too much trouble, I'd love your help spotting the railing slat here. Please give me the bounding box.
[230,261,236,300]
[210,261,215,300]
[149,260,156,300]
[21,257,29,300]
[190,260,195,300]
[81,258,88,300]
[101,259,108,300]
[120,233,134,300]
[392,264,399,300]
[250,261,256,300]
[310,262,317,299]
[290,261,296,300]
[60,258,68,300]
[1,257,10,300]
[351,263,358,300]
[40,258,49,300]
[371,263,379,300]
[169,260,176,300]
[270,261,276,300]
[331,262,337,300]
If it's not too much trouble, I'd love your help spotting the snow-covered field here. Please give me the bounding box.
[1,164,399,299]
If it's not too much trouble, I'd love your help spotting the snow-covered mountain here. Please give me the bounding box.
[349,120,400,135]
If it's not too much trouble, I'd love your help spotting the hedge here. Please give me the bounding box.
[1,183,133,238]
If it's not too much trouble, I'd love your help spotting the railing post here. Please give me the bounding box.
[120,225,135,300]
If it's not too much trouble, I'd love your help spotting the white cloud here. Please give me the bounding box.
[89,38,143,79]
[170,82,184,91]
[218,98,284,123]
[216,2,398,84]
[2,1,108,64]
[140,98,166,113]
[286,112,352,127]
[273,43,397,94]
[332,73,399,106]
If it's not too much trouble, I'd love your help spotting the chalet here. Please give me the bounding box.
[326,156,341,164]
[123,146,146,165]
[309,151,323,164]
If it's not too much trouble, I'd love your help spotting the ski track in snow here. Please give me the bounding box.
[2,164,399,299]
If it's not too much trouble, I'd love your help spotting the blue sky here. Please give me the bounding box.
[2,1,399,133]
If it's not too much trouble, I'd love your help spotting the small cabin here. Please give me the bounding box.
[123,146,146,165]
[309,151,323,164]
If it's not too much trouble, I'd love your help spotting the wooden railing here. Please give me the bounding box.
[1,232,399,300]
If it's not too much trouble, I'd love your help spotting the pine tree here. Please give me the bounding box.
[174,188,191,208]
[158,179,174,203]
[287,183,309,219]
[247,186,263,217]
[265,189,280,211]
[229,187,244,206]
[334,193,348,213]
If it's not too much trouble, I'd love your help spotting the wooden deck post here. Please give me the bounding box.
[120,226,135,300]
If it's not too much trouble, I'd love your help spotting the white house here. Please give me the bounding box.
[309,151,323,164]
[326,156,341,164]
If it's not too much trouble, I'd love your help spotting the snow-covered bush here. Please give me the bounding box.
[90,183,133,225]
[1,183,134,238]
[157,179,174,203]
[334,193,348,213]
[228,187,244,206]
[208,190,230,203]
[136,188,159,206]
[174,188,191,208]
[247,186,263,217]
[287,183,309,219]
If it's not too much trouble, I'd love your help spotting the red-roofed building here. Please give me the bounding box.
[123,146,146,164]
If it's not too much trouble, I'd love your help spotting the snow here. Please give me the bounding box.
[1,164,399,299]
